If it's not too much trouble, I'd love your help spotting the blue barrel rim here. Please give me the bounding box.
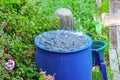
[34,31,92,54]
[92,40,107,51]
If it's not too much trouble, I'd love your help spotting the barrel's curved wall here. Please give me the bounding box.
[34,34,92,80]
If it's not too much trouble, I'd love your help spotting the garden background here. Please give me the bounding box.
[0,0,113,80]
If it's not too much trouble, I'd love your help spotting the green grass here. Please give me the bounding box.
[99,0,109,13]
[92,67,113,80]
[101,0,109,12]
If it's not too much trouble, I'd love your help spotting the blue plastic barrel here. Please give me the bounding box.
[34,33,93,80]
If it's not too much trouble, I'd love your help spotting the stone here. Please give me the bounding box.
[117,27,120,48]
[109,27,117,48]
[117,48,120,64]
[101,13,120,27]
[114,71,120,80]
[54,8,74,30]
[109,48,119,72]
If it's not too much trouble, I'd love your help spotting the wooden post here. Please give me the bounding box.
[54,8,74,30]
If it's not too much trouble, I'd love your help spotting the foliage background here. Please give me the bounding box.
[0,0,112,80]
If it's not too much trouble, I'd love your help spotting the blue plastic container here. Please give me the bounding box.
[34,33,93,80]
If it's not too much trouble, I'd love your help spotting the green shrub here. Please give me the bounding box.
[92,67,113,80]
[99,0,109,13]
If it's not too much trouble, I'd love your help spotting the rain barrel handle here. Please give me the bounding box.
[92,50,101,66]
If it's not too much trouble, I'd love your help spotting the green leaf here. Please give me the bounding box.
[94,21,102,35]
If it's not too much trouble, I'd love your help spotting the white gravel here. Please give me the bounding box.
[38,30,88,52]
